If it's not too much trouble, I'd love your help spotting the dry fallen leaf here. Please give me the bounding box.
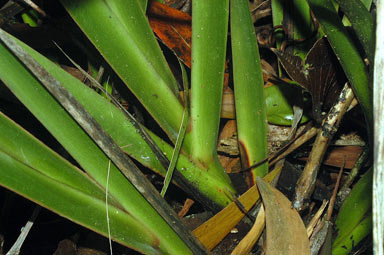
[298,145,363,169]
[147,1,191,67]
[256,177,310,255]
[193,166,282,251]
[218,119,239,157]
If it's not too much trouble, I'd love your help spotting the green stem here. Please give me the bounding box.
[190,0,229,163]
[231,0,268,179]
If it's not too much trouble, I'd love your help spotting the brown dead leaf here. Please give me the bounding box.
[219,156,241,173]
[147,1,230,90]
[218,119,239,157]
[61,65,86,81]
[193,166,282,251]
[219,120,237,141]
[178,198,195,217]
[218,119,240,173]
[147,1,192,67]
[256,177,310,255]
[53,239,77,255]
[298,146,363,169]
[77,247,107,255]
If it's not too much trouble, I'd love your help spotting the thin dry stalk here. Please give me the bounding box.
[21,0,46,17]
[6,206,40,255]
[231,205,265,255]
[326,158,345,221]
[293,83,355,210]
[306,200,328,237]
[338,147,368,198]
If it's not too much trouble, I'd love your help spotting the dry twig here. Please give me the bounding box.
[231,205,265,255]
[293,83,355,210]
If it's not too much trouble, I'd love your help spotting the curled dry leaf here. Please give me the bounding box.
[256,177,310,255]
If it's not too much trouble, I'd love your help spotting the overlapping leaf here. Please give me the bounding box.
[272,37,345,123]
[257,177,310,254]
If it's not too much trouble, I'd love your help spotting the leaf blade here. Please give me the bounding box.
[257,177,310,255]
[60,0,184,143]
[0,151,162,255]
[307,0,372,133]
[231,0,269,179]
[0,31,197,255]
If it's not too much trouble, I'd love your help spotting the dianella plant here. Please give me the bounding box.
[0,0,376,254]
[0,0,267,253]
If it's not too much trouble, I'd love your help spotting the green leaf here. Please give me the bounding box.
[38,35,235,209]
[291,0,312,41]
[336,0,375,66]
[271,0,313,58]
[230,0,268,178]
[161,61,189,197]
[307,0,373,136]
[0,150,163,255]
[333,168,372,254]
[0,33,195,254]
[189,0,229,162]
[138,0,148,11]
[271,0,285,50]
[0,112,107,204]
[265,83,310,125]
[60,0,184,143]
[58,1,236,204]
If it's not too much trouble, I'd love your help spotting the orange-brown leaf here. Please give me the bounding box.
[147,1,191,67]
[298,146,363,169]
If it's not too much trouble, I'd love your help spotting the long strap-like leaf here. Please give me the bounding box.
[0,28,206,255]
